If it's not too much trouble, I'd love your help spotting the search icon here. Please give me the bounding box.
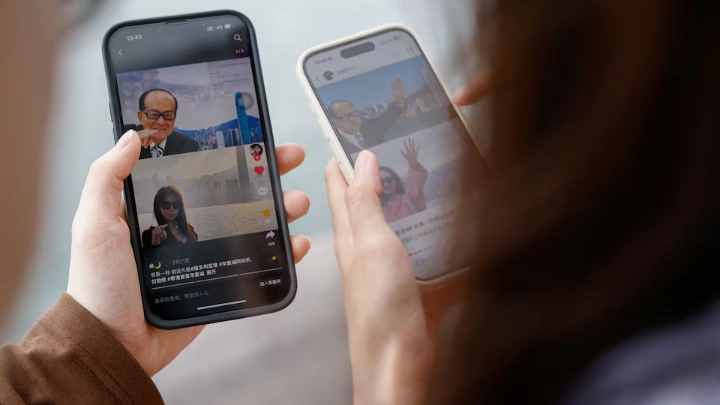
[233,34,242,41]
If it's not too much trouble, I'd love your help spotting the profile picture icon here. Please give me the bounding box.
[323,71,335,81]
[250,143,264,161]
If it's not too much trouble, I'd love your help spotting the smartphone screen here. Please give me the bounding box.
[304,28,483,281]
[105,13,294,325]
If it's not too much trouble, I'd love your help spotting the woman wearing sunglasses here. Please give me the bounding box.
[142,186,198,247]
[379,138,427,223]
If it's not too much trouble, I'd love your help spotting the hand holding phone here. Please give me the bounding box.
[307,30,491,399]
[67,130,310,376]
[103,11,302,329]
[324,152,435,404]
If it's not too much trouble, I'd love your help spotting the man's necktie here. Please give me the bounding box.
[355,134,366,149]
[151,145,164,158]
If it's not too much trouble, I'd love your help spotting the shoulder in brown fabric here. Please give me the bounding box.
[0,293,164,405]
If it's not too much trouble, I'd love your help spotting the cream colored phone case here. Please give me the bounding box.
[296,24,475,287]
[296,23,475,183]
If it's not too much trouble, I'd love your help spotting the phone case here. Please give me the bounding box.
[103,10,297,329]
[296,24,475,287]
[296,23,476,184]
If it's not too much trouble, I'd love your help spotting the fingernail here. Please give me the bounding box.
[453,85,468,103]
[116,130,136,149]
[355,151,372,172]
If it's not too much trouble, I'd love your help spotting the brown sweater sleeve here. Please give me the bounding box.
[0,293,164,405]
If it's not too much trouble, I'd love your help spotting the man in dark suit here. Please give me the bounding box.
[328,78,407,155]
[127,89,199,159]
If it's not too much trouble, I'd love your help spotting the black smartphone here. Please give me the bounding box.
[103,10,296,329]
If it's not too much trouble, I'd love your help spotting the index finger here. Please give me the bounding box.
[137,129,158,139]
[344,152,391,240]
[453,72,492,106]
[325,158,352,251]
[276,143,305,176]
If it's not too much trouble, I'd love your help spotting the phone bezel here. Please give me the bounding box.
[102,10,297,329]
[297,24,478,285]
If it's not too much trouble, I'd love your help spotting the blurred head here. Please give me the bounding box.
[0,0,66,327]
[138,89,178,143]
[430,0,720,404]
[153,187,197,243]
[329,100,362,135]
[154,187,184,223]
[379,167,404,203]
[159,194,180,221]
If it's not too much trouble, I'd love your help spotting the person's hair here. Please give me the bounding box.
[378,166,405,205]
[430,0,720,404]
[152,186,197,243]
[138,88,178,113]
[327,100,355,119]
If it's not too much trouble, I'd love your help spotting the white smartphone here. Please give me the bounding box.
[298,25,485,283]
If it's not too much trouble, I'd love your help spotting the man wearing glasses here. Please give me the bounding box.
[328,77,407,155]
[129,88,200,159]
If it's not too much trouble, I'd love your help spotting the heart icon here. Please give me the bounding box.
[254,166,265,175]
[253,154,261,161]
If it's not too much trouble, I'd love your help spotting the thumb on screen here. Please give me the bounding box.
[74,130,140,228]
[345,151,388,239]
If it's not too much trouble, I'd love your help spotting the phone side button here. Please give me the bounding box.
[319,120,331,141]
[108,103,113,123]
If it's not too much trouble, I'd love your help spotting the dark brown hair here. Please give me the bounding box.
[153,186,197,243]
[379,166,405,205]
[433,0,720,403]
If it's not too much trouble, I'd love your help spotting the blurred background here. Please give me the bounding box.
[1,0,478,403]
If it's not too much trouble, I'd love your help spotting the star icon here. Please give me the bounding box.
[262,209,271,217]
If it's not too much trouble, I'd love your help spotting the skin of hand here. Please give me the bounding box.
[320,74,493,404]
[138,129,158,149]
[453,72,492,106]
[400,138,421,170]
[67,130,312,376]
[325,151,434,405]
[151,224,169,246]
[392,78,407,105]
